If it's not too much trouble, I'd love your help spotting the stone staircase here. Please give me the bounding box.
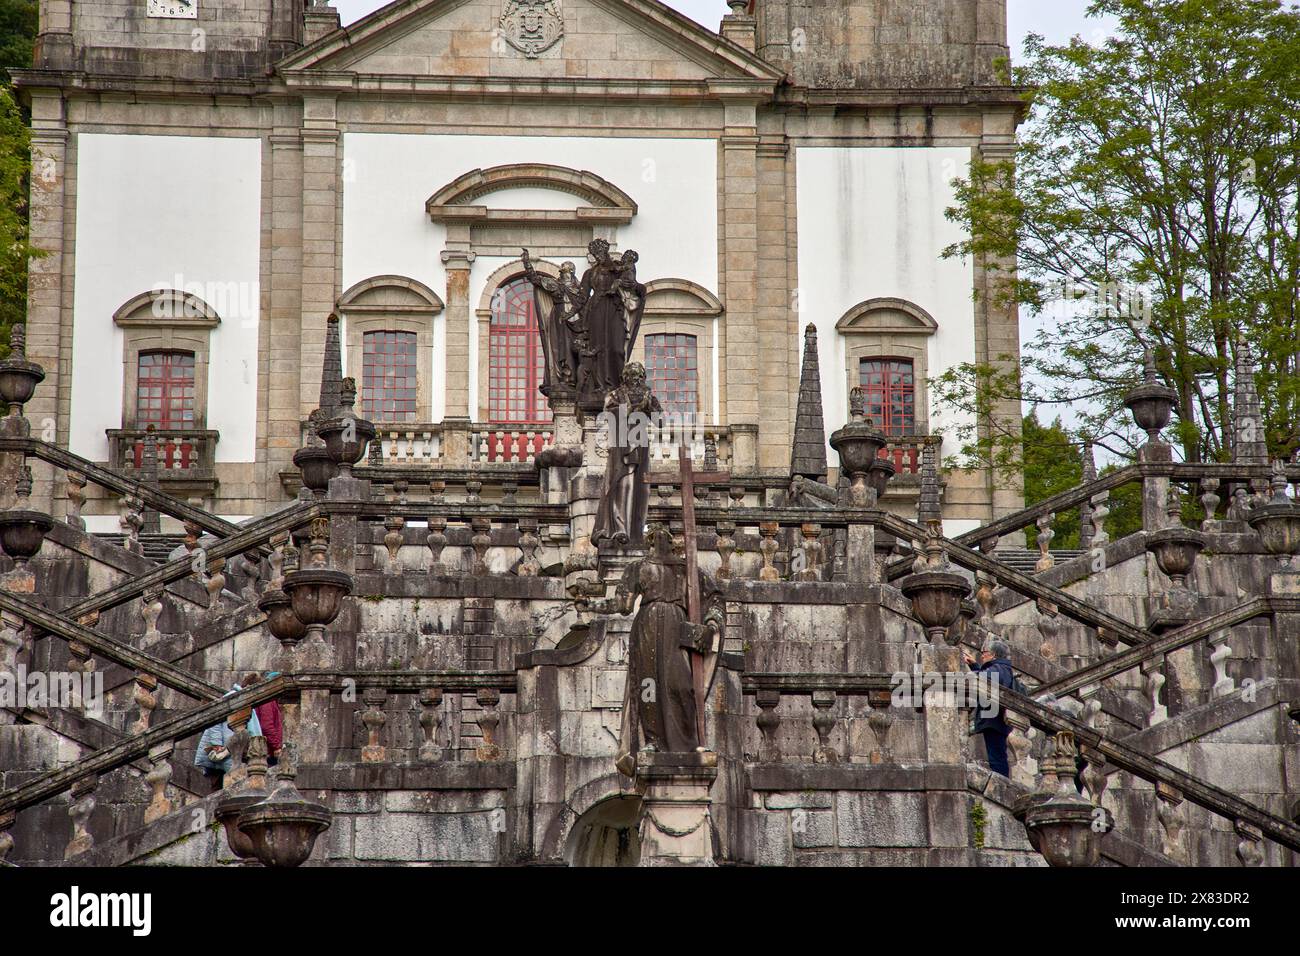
[92,532,188,563]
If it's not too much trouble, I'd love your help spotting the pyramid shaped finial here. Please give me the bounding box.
[789,323,828,481]
[917,436,942,526]
[1233,333,1267,465]
[320,313,343,418]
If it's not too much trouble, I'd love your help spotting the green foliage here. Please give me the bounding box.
[0,82,33,354]
[1022,412,1082,549]
[0,0,36,81]
[941,0,1300,469]
[969,800,987,849]
[0,0,37,354]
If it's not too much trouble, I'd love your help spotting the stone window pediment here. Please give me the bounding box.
[426,164,638,228]
[835,297,937,336]
[113,289,221,329]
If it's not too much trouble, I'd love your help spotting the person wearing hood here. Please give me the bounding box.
[194,683,263,788]
[963,639,1017,777]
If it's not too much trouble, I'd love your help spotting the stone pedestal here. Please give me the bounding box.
[634,751,717,866]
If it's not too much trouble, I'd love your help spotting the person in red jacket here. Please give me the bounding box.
[242,672,284,767]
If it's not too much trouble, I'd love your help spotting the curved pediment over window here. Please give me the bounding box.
[338,275,445,315]
[112,289,221,328]
[643,278,723,317]
[425,164,637,227]
[835,297,938,335]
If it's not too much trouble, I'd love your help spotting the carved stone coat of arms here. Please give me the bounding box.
[499,0,564,58]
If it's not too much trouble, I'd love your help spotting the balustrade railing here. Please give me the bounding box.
[107,427,219,484]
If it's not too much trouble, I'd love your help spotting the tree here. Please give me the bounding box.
[0,82,32,349]
[0,0,37,355]
[937,0,1300,471]
[1022,412,1083,548]
[0,0,36,82]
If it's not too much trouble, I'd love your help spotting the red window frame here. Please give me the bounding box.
[136,350,196,429]
[489,277,551,425]
[859,358,915,437]
[645,333,699,421]
[362,330,419,422]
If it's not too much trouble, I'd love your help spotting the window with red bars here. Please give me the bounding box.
[136,351,195,429]
[645,333,699,420]
[362,330,418,422]
[489,278,551,424]
[859,358,915,436]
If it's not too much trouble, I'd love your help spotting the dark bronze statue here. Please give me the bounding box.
[614,525,724,777]
[521,241,645,411]
[521,249,584,397]
[593,362,659,547]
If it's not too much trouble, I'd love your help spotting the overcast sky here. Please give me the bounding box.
[330,0,1116,53]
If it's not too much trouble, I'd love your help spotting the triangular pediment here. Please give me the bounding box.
[278,0,783,84]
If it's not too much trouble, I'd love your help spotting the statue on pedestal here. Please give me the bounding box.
[593,362,659,547]
[613,525,724,778]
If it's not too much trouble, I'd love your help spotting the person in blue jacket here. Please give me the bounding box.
[963,639,1017,776]
[194,684,262,787]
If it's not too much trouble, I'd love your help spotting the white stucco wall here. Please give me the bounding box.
[342,133,719,422]
[794,146,976,460]
[70,134,262,463]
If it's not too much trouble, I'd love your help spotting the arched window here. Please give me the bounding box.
[362,330,418,422]
[489,277,551,424]
[136,350,196,429]
[859,358,915,436]
[645,333,698,420]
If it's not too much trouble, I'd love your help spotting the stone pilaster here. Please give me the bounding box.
[298,95,340,427]
[264,110,306,503]
[23,88,68,514]
[719,98,763,464]
[634,751,718,866]
[441,240,476,419]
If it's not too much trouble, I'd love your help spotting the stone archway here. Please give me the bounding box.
[564,794,643,867]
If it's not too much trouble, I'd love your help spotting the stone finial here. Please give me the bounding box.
[917,436,941,527]
[1232,335,1267,466]
[9,323,25,360]
[319,313,343,418]
[790,324,828,482]
[1079,438,1097,551]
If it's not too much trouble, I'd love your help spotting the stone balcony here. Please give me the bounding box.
[106,427,220,498]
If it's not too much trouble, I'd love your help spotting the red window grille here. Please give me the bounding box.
[136,351,195,429]
[134,351,197,470]
[489,278,551,425]
[859,358,915,437]
[645,333,699,421]
[362,330,418,422]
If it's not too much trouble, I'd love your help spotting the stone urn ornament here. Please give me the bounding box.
[1247,460,1300,568]
[237,745,331,868]
[1019,730,1112,867]
[898,526,970,644]
[1123,349,1177,456]
[830,387,888,506]
[0,325,45,434]
[315,377,376,478]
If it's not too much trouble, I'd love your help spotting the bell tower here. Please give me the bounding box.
[753,0,1009,90]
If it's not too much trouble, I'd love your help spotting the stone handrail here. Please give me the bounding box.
[0,589,224,700]
[884,460,1300,581]
[1033,596,1291,698]
[738,672,1300,853]
[0,676,291,821]
[6,436,239,539]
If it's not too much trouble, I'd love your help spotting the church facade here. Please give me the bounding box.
[15,0,1024,531]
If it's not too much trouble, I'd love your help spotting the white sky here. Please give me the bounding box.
[332,0,1114,53]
